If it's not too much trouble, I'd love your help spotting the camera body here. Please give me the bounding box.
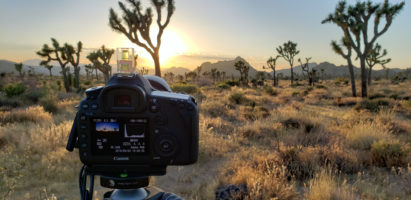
[67,74,198,178]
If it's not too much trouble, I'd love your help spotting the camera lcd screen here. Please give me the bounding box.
[92,119,148,156]
[115,95,131,107]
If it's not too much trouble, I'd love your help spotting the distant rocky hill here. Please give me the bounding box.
[198,56,258,77]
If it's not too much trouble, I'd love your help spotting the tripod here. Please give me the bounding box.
[79,165,181,200]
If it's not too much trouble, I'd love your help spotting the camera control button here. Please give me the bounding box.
[81,143,87,148]
[91,104,98,109]
[82,152,87,157]
[150,105,159,112]
[80,115,86,121]
[154,129,160,134]
[80,125,87,130]
[160,140,174,153]
[81,134,87,139]
[81,104,89,109]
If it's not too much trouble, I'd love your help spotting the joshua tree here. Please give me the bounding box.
[37,38,71,92]
[298,57,316,86]
[87,45,115,83]
[195,66,202,79]
[138,66,149,75]
[64,41,83,88]
[42,64,53,77]
[323,0,404,97]
[276,41,299,84]
[264,56,280,87]
[14,62,24,79]
[84,64,94,80]
[109,0,175,77]
[234,60,250,86]
[366,43,391,85]
[331,37,357,97]
[210,68,218,83]
[164,72,174,83]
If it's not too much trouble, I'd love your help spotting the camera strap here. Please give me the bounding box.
[79,165,95,200]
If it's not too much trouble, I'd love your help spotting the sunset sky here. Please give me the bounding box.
[0,0,410,71]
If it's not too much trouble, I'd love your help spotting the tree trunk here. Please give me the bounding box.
[152,52,161,77]
[49,70,52,77]
[62,69,71,92]
[273,70,277,86]
[290,66,294,84]
[347,60,357,97]
[95,68,99,80]
[360,58,368,97]
[74,66,80,89]
[367,67,372,85]
[103,72,110,83]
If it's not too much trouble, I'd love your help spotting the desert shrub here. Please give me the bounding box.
[334,97,360,107]
[216,83,231,90]
[279,146,319,181]
[345,122,390,150]
[201,101,228,118]
[315,84,327,89]
[0,95,23,108]
[171,83,199,94]
[354,99,390,112]
[334,78,349,86]
[84,80,91,86]
[24,89,47,103]
[240,106,270,121]
[263,86,278,96]
[370,140,409,168]
[39,93,59,113]
[224,80,240,86]
[368,93,386,100]
[228,92,251,105]
[402,100,411,109]
[2,83,26,97]
[221,154,298,200]
[291,91,300,97]
[306,170,357,200]
[388,93,399,100]
[0,106,52,124]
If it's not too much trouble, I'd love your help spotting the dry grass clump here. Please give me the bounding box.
[202,116,234,135]
[344,122,391,150]
[306,170,357,200]
[278,146,320,181]
[318,144,362,174]
[370,140,409,168]
[0,106,52,124]
[221,153,298,200]
[199,123,240,159]
[239,105,270,121]
[334,97,361,107]
[304,88,331,104]
[201,101,229,118]
[237,121,281,140]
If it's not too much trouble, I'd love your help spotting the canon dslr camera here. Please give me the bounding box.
[66,73,198,178]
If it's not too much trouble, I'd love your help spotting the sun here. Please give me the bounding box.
[115,29,188,67]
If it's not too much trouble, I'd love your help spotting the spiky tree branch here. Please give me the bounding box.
[64,41,83,88]
[264,56,280,87]
[109,0,175,77]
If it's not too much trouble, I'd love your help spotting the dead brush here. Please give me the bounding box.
[220,153,298,200]
[0,106,52,124]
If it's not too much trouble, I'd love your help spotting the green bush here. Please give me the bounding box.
[368,93,386,100]
[224,80,240,86]
[263,86,278,96]
[217,83,231,90]
[354,99,390,112]
[24,89,46,103]
[84,80,91,85]
[315,84,327,89]
[3,83,26,97]
[228,92,251,105]
[402,100,411,109]
[371,140,408,168]
[171,83,199,95]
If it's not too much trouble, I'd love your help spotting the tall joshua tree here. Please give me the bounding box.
[41,64,53,77]
[109,0,175,77]
[64,41,83,88]
[277,41,299,84]
[323,0,404,97]
[234,60,250,86]
[87,45,115,83]
[37,38,71,92]
[366,43,391,85]
[264,56,279,87]
[331,37,357,97]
